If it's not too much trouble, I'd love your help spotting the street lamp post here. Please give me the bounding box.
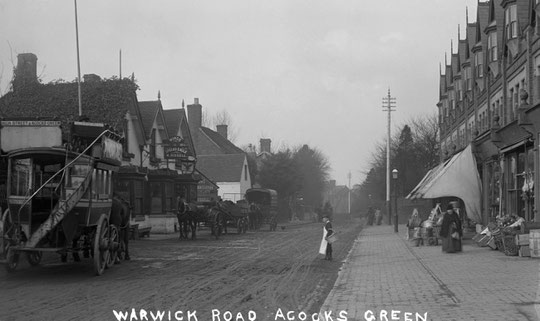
[392,169,398,233]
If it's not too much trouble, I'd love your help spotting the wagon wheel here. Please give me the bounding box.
[116,228,127,262]
[93,214,110,276]
[26,251,43,266]
[236,219,243,234]
[3,209,20,272]
[2,208,13,258]
[5,245,19,272]
[106,224,119,268]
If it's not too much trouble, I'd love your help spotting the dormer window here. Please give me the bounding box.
[456,80,463,102]
[474,52,483,78]
[505,5,518,40]
[488,32,498,62]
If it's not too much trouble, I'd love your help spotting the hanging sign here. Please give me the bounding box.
[164,136,189,160]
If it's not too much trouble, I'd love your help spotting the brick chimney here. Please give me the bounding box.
[216,124,228,140]
[260,138,271,153]
[13,53,38,91]
[187,98,202,131]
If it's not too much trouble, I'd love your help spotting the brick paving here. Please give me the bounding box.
[320,224,540,321]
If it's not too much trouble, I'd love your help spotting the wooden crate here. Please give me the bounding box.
[519,245,531,257]
[515,234,529,246]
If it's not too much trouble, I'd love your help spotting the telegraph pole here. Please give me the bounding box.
[74,0,82,117]
[347,171,351,216]
[382,89,396,225]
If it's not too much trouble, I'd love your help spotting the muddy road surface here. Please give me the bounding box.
[0,214,362,321]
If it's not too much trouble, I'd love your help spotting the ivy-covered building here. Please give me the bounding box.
[0,53,203,233]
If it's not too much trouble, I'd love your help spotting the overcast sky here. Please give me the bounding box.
[0,0,479,186]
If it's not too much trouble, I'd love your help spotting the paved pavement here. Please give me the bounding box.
[320,224,540,321]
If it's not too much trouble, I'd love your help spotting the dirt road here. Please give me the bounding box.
[0,214,362,321]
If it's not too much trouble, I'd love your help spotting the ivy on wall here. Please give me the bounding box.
[0,77,139,134]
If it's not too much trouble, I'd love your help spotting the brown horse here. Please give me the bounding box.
[110,194,131,261]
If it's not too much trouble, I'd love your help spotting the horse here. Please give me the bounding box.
[176,202,199,240]
[110,194,132,261]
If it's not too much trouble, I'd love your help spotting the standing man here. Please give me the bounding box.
[319,215,334,261]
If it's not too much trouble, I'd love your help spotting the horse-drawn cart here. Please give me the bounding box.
[1,120,128,275]
[245,188,278,231]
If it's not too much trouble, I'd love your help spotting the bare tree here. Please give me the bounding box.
[208,109,239,142]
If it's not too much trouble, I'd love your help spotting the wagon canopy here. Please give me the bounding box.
[406,144,482,223]
[245,188,277,205]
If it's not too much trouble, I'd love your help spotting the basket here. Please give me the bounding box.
[502,235,518,256]
[493,234,504,252]
[326,234,337,244]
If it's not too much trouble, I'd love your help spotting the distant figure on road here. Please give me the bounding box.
[319,215,334,261]
[366,206,375,225]
[439,204,462,253]
[375,208,382,225]
[322,201,333,221]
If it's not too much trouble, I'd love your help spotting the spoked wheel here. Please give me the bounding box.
[93,214,110,276]
[2,209,13,258]
[5,245,19,272]
[236,219,243,234]
[3,209,20,272]
[116,228,128,262]
[106,224,119,268]
[26,251,43,266]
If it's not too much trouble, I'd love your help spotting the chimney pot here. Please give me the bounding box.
[260,138,272,154]
[187,98,203,131]
[216,124,228,140]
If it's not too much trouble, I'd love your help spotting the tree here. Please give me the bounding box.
[257,144,330,221]
[293,144,330,208]
[205,109,239,143]
[357,114,439,205]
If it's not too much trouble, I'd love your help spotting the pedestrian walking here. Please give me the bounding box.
[439,203,462,253]
[375,208,382,225]
[366,206,375,225]
[319,215,334,260]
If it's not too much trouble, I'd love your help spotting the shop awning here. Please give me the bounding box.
[406,144,482,222]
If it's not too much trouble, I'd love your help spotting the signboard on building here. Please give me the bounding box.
[197,175,219,204]
[164,136,189,160]
[0,120,62,152]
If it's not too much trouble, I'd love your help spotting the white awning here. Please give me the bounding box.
[406,144,482,223]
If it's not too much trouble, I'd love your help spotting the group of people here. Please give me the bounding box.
[406,203,463,253]
[366,206,382,225]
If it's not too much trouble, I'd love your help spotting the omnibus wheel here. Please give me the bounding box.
[93,214,110,276]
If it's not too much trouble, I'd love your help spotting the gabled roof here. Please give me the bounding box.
[196,154,246,182]
[163,108,196,157]
[138,100,162,138]
[199,126,244,155]
[163,109,184,137]
[476,2,490,44]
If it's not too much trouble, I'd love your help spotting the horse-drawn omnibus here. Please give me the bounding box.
[1,120,128,275]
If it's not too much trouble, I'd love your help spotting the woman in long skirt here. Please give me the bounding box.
[439,204,462,253]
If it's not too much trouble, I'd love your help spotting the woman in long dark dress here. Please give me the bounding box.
[439,204,462,253]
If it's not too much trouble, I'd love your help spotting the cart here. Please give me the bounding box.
[1,120,124,275]
[245,188,278,231]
